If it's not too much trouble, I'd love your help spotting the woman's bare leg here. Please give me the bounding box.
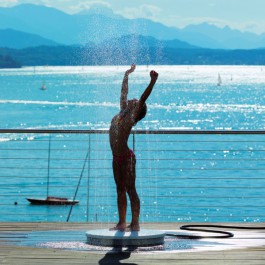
[110,161,127,231]
[125,156,140,231]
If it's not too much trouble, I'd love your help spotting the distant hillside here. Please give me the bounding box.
[182,23,265,49]
[0,54,21,68]
[0,4,74,44]
[0,34,199,66]
[1,3,265,49]
[1,39,265,67]
[99,34,198,50]
[0,29,60,49]
[0,4,195,46]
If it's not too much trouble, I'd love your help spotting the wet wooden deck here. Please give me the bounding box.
[0,222,265,265]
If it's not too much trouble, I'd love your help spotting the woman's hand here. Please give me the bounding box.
[150,70,158,81]
[126,64,136,75]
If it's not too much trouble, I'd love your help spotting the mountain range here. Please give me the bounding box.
[1,4,265,67]
[0,3,265,50]
[0,28,59,49]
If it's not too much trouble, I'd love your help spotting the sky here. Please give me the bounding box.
[1,0,265,34]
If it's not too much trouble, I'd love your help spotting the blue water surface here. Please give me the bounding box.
[0,65,265,223]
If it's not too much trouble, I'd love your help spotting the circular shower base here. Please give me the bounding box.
[86,229,166,247]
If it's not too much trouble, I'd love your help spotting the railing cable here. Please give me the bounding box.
[66,145,90,222]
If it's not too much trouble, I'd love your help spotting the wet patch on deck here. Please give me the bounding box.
[2,229,261,254]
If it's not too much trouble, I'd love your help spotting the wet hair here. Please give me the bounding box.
[134,103,147,125]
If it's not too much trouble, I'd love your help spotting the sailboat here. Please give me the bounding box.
[26,136,79,205]
[217,73,222,86]
[41,81,47,90]
[26,196,79,205]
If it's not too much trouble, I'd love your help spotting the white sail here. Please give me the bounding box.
[41,81,46,90]
[217,73,222,86]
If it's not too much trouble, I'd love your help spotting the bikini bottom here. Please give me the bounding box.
[113,149,135,166]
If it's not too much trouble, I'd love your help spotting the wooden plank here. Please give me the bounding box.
[0,222,265,265]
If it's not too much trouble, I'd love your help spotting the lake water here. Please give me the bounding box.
[0,65,265,130]
[0,65,265,223]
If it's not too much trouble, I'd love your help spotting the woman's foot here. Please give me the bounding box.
[109,222,126,231]
[126,223,140,231]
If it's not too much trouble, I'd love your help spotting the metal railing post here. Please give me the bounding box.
[46,135,51,198]
[86,134,91,222]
